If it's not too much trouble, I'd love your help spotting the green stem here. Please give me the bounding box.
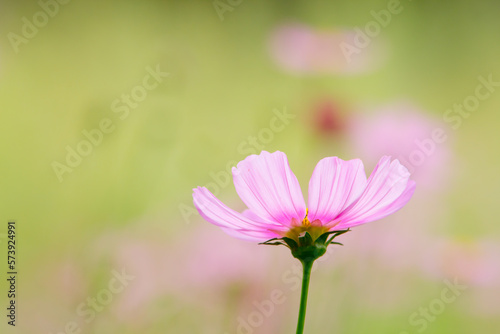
[295,259,314,334]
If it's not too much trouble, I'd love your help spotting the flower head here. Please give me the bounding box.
[193,151,415,258]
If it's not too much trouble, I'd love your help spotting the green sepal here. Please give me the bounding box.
[314,232,330,245]
[262,241,286,246]
[298,231,313,247]
[324,229,350,238]
[282,237,298,249]
[329,241,344,246]
[259,238,285,246]
[259,228,350,262]
[291,242,327,262]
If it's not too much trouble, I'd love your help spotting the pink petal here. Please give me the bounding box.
[242,209,276,224]
[221,227,280,242]
[232,151,306,226]
[339,180,416,229]
[307,157,367,224]
[192,187,285,234]
[336,157,412,227]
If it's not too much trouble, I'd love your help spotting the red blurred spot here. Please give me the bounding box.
[313,100,345,135]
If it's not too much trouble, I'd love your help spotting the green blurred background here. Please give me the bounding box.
[1,0,499,333]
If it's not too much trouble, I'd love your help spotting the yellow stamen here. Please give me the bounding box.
[302,208,310,227]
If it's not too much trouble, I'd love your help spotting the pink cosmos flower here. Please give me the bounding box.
[193,151,415,243]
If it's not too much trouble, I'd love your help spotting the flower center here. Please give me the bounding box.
[285,208,329,243]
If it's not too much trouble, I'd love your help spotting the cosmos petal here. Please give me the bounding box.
[336,157,413,226]
[232,151,306,226]
[193,187,284,231]
[221,227,281,242]
[337,180,416,229]
[307,157,367,224]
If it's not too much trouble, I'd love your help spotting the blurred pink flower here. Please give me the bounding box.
[93,224,285,328]
[19,258,88,334]
[347,103,453,189]
[168,226,273,290]
[318,214,429,311]
[193,151,415,242]
[269,24,383,75]
[421,238,500,287]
